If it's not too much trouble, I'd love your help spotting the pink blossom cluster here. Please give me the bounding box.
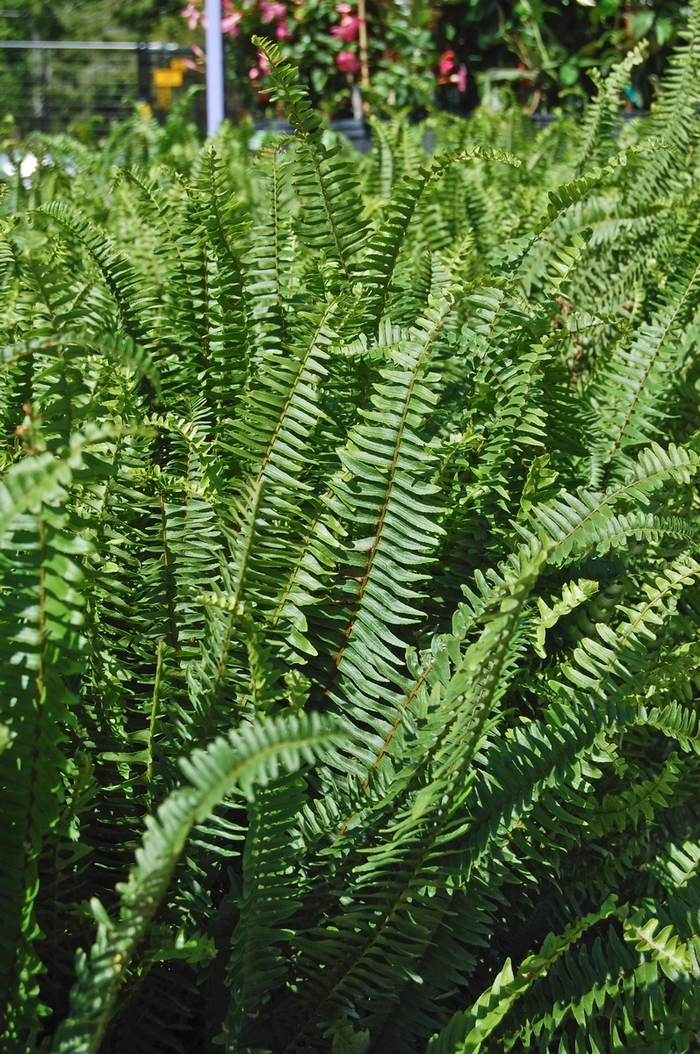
[222,6,244,37]
[331,2,361,74]
[330,2,359,42]
[181,2,202,30]
[437,49,467,93]
[336,50,360,74]
[259,0,292,38]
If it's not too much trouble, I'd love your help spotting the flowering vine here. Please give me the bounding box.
[180,0,440,118]
[181,0,286,39]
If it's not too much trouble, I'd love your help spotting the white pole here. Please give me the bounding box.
[205,0,225,136]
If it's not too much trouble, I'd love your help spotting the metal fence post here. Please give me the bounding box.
[136,42,151,104]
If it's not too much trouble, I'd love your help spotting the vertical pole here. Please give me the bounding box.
[205,0,225,136]
[357,0,369,89]
[136,43,151,104]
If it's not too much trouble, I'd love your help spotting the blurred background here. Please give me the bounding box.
[0,0,691,138]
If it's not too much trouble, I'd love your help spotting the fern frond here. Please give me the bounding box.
[572,44,648,174]
[36,202,154,349]
[427,899,620,1054]
[0,439,98,1044]
[51,712,339,1054]
[590,221,700,477]
[254,38,367,287]
[359,148,519,329]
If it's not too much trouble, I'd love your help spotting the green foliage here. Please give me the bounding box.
[437,0,688,108]
[3,20,700,1054]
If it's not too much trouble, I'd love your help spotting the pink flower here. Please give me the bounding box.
[181,1,201,30]
[331,13,359,41]
[259,0,287,21]
[336,50,361,74]
[335,2,352,11]
[275,18,291,38]
[249,66,260,79]
[221,9,243,35]
[438,49,455,76]
[257,48,271,74]
[455,63,467,93]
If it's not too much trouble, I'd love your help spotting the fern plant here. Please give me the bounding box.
[2,20,700,1054]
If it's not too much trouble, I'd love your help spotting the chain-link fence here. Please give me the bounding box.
[0,41,204,137]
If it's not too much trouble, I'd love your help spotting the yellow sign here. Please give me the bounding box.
[153,62,184,109]
[153,68,183,88]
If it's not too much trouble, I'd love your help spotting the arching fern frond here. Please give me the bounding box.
[51,712,339,1054]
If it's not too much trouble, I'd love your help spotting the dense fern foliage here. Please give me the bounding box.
[3,20,700,1054]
